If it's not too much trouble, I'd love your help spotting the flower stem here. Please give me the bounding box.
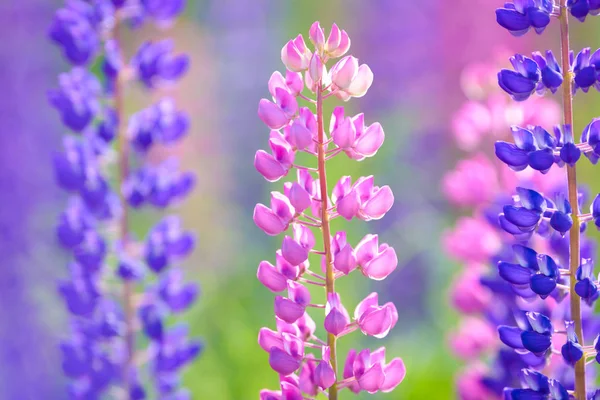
[559,5,586,399]
[113,24,135,396]
[316,84,338,400]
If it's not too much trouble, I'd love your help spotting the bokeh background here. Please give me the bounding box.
[3,0,600,399]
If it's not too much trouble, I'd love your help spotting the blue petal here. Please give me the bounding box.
[509,388,546,400]
[495,141,529,169]
[526,312,553,334]
[513,244,539,270]
[541,67,563,91]
[512,127,536,151]
[527,8,551,29]
[528,149,555,172]
[522,369,549,393]
[592,193,600,218]
[521,331,551,353]
[500,214,525,234]
[548,379,569,400]
[516,187,546,212]
[530,274,556,297]
[498,70,537,101]
[575,278,597,299]
[496,8,531,31]
[538,254,558,277]
[561,341,584,365]
[504,205,541,229]
[499,325,525,349]
[499,261,533,284]
[559,142,582,166]
[574,66,597,89]
[550,211,573,234]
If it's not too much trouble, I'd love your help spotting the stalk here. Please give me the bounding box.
[316,84,338,400]
[558,4,586,398]
[113,23,135,396]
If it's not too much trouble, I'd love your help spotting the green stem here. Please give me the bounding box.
[316,84,338,400]
[558,4,586,399]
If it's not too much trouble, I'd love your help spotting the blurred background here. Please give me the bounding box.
[3,0,600,399]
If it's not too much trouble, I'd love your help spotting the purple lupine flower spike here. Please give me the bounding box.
[447,2,600,399]
[254,22,404,398]
[49,1,201,397]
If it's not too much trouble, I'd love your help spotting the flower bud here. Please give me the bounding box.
[281,35,311,72]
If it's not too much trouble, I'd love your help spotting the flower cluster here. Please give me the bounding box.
[448,2,600,399]
[254,22,405,399]
[442,56,577,399]
[49,1,200,398]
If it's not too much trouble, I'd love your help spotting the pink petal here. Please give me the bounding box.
[332,116,356,149]
[355,234,379,266]
[288,281,311,306]
[281,36,309,72]
[331,56,358,90]
[258,327,284,353]
[270,192,295,224]
[353,175,374,201]
[362,246,398,280]
[329,106,346,133]
[259,390,281,400]
[359,306,394,338]
[254,204,286,236]
[381,358,406,392]
[314,362,336,389]
[358,363,385,393]
[346,64,373,98]
[280,381,303,400]
[324,307,349,336]
[290,119,313,150]
[285,70,304,96]
[268,71,288,98]
[257,261,288,292]
[274,87,299,119]
[333,244,357,275]
[329,29,350,58]
[325,23,341,52]
[337,190,360,220]
[281,236,309,266]
[308,53,323,84]
[254,150,287,182]
[355,122,384,157]
[309,21,325,51]
[331,175,352,203]
[258,98,289,129]
[274,296,305,323]
[354,292,379,320]
[269,347,301,375]
[287,182,312,213]
[362,185,394,220]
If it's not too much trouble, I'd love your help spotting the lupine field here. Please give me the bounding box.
[6,0,600,399]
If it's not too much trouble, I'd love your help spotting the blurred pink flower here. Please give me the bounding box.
[443,217,502,263]
[456,363,496,400]
[443,154,499,207]
[449,317,496,360]
[450,266,491,314]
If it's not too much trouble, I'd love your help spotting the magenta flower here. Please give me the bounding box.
[344,348,406,394]
[258,88,299,130]
[254,136,295,182]
[281,34,312,72]
[255,22,403,398]
[442,154,499,207]
[253,192,295,236]
[330,107,385,160]
[281,224,315,266]
[355,234,398,280]
[332,176,394,221]
[354,293,398,338]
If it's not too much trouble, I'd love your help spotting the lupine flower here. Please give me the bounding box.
[49,1,201,397]
[496,1,554,36]
[568,0,600,22]
[498,52,562,101]
[255,23,404,398]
